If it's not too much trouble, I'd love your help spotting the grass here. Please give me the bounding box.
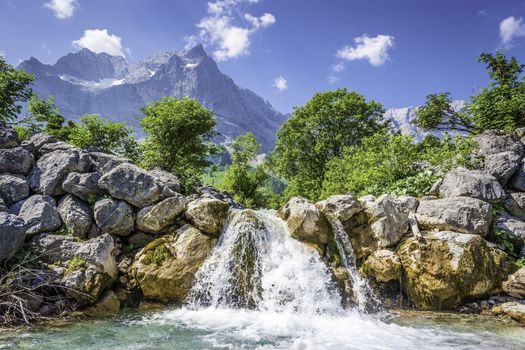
[202,169,227,188]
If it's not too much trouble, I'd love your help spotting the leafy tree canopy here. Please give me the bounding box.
[0,56,34,123]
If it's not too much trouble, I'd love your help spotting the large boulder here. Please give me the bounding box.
[0,173,29,206]
[415,197,493,236]
[0,147,34,175]
[439,167,505,202]
[98,163,175,208]
[94,198,135,236]
[509,160,525,192]
[397,231,515,310]
[27,133,58,152]
[360,249,402,283]
[503,192,525,220]
[19,195,62,236]
[131,225,215,302]
[0,125,19,149]
[89,152,131,175]
[28,149,91,196]
[58,195,95,238]
[0,212,26,260]
[476,130,524,157]
[0,198,7,212]
[503,266,525,297]
[315,195,362,222]
[148,167,181,194]
[484,151,521,186]
[492,302,525,324]
[185,197,230,237]
[493,213,525,251]
[136,195,186,234]
[62,172,104,203]
[278,197,332,248]
[38,141,74,156]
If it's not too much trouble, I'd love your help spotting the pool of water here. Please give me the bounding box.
[1,307,524,350]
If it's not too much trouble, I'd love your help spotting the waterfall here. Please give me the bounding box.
[329,218,382,312]
[187,209,343,315]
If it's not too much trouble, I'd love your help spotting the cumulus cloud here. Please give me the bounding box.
[194,0,276,61]
[337,34,395,67]
[499,16,525,47]
[73,29,127,57]
[273,76,287,92]
[45,0,78,19]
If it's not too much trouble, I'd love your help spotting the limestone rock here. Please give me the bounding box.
[0,147,34,175]
[89,152,131,175]
[19,195,62,236]
[0,125,19,149]
[185,197,230,237]
[62,172,104,202]
[439,167,505,202]
[415,197,493,236]
[503,267,525,298]
[136,195,186,233]
[0,212,26,260]
[492,302,525,324]
[0,173,29,206]
[509,160,525,192]
[0,198,6,212]
[315,195,362,222]
[148,167,181,193]
[28,133,58,152]
[503,192,525,220]
[131,225,215,302]
[361,249,402,283]
[38,141,74,156]
[476,130,524,157]
[397,231,514,310]
[58,194,94,238]
[94,198,135,236]
[493,213,525,251]
[83,291,120,317]
[484,151,521,186]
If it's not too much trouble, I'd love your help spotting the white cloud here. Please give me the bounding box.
[195,0,276,61]
[500,16,525,46]
[332,62,345,73]
[337,34,395,67]
[45,0,78,19]
[73,29,127,57]
[273,76,287,92]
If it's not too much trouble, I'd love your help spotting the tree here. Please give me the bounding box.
[26,95,75,140]
[415,51,525,134]
[69,114,140,161]
[271,89,388,201]
[0,56,34,123]
[223,132,268,207]
[140,97,218,192]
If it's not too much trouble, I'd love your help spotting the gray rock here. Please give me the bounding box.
[439,167,505,202]
[185,197,230,237]
[315,195,362,222]
[98,163,175,208]
[19,195,62,236]
[28,133,58,151]
[415,197,493,236]
[27,149,91,196]
[32,233,81,263]
[0,212,26,260]
[0,173,29,206]
[0,147,34,175]
[62,172,104,202]
[128,232,154,249]
[89,152,131,174]
[136,194,186,233]
[58,195,94,238]
[476,130,524,157]
[484,151,521,186]
[504,192,525,220]
[510,160,525,192]
[503,267,525,298]
[0,198,7,212]
[397,195,419,212]
[0,125,19,149]
[38,141,74,156]
[493,212,525,250]
[8,199,25,215]
[94,198,135,236]
[149,167,181,193]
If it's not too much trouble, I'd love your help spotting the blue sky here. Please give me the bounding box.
[1,0,525,113]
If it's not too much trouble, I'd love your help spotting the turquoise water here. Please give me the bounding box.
[1,307,524,350]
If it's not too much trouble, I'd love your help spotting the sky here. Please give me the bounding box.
[1,0,525,113]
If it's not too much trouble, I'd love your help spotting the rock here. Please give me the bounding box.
[0,173,29,206]
[128,232,154,249]
[131,225,215,302]
[98,163,175,208]
[136,195,186,233]
[0,125,19,149]
[185,197,230,237]
[38,141,74,156]
[439,167,505,202]
[493,213,525,251]
[476,130,524,157]
[83,291,120,317]
[62,172,104,203]
[503,192,525,220]
[198,186,243,209]
[415,197,493,236]
[509,161,525,192]
[58,195,94,238]
[278,197,332,248]
[28,149,91,196]
[503,267,525,297]
[0,147,34,175]
[492,302,525,324]
[32,233,81,262]
[0,212,26,260]
[94,198,135,236]
[28,133,58,151]
[360,249,402,283]
[149,167,181,193]
[396,195,419,212]
[397,231,515,310]
[19,195,62,236]
[89,152,131,174]
[484,151,521,186]
[315,195,362,222]
[0,198,6,212]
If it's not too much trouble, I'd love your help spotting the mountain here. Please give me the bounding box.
[384,100,466,141]
[18,45,286,152]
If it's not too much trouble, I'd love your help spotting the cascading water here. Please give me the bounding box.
[329,217,382,312]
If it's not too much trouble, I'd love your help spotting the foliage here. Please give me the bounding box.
[0,56,34,123]
[494,229,519,258]
[415,51,525,135]
[26,95,76,140]
[223,133,269,207]
[14,125,30,141]
[142,242,172,266]
[516,257,525,269]
[140,97,219,193]
[69,114,140,161]
[65,256,87,275]
[271,89,388,201]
